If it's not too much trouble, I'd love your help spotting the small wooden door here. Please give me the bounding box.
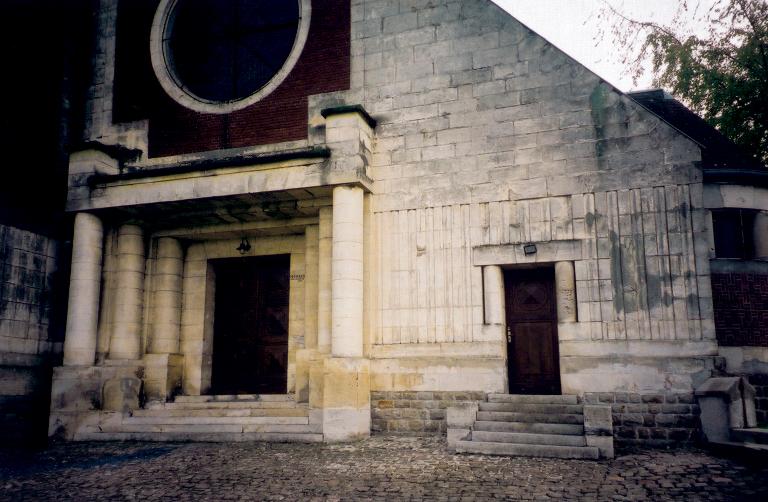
[504,267,561,395]
[211,255,290,395]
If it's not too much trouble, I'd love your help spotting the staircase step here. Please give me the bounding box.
[83,423,322,434]
[479,402,583,414]
[132,408,308,418]
[455,440,599,459]
[476,411,584,424]
[474,420,584,435]
[173,394,294,403]
[487,394,578,404]
[74,431,323,443]
[124,415,308,426]
[163,401,303,410]
[471,430,586,447]
[731,428,768,445]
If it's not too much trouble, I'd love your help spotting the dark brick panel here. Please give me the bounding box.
[712,273,768,347]
[112,0,351,157]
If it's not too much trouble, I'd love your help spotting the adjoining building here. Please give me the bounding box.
[45,0,767,455]
[0,0,93,446]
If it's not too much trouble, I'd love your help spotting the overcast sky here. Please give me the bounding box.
[493,0,715,92]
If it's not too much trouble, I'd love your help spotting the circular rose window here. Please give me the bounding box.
[150,0,311,114]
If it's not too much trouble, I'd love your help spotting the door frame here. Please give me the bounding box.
[209,254,291,395]
[178,235,305,396]
[502,264,562,395]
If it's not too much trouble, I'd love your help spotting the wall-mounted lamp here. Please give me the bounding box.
[236,236,251,255]
[523,243,537,256]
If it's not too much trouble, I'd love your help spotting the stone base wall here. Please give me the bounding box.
[747,374,768,424]
[584,392,701,445]
[1,224,66,445]
[371,391,485,435]
[0,363,53,445]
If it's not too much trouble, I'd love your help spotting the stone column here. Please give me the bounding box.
[319,107,375,442]
[754,211,768,260]
[555,261,577,323]
[296,225,319,403]
[149,238,183,354]
[63,213,104,366]
[317,207,333,354]
[304,226,320,351]
[109,224,145,360]
[321,185,370,442]
[483,266,505,326]
[144,237,184,402]
[331,185,364,358]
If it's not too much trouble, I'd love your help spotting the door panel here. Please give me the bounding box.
[211,254,290,395]
[505,267,561,395]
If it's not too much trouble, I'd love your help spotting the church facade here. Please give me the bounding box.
[47,0,768,449]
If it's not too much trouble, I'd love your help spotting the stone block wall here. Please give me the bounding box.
[373,390,703,445]
[0,224,67,444]
[371,390,484,434]
[0,224,63,360]
[584,392,701,445]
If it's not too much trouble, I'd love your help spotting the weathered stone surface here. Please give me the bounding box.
[101,377,140,413]
[372,391,483,434]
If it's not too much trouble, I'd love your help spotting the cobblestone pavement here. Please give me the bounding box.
[1,436,767,501]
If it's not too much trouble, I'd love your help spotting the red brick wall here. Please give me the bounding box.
[712,273,768,346]
[112,0,350,157]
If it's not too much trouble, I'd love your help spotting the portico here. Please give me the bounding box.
[50,107,377,442]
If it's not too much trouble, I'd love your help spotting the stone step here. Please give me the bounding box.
[173,394,294,403]
[479,402,583,414]
[473,420,584,435]
[132,408,308,418]
[471,430,586,447]
[476,411,584,425]
[74,431,323,443]
[455,440,599,459]
[487,394,578,405]
[123,415,308,426]
[162,401,304,410]
[83,423,322,434]
[731,428,768,445]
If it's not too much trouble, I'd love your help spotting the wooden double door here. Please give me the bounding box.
[210,255,290,395]
[504,267,561,395]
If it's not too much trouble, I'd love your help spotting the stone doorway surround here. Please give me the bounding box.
[504,266,561,395]
[179,236,305,397]
[475,240,579,394]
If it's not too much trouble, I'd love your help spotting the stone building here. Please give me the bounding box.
[47,0,767,456]
[0,0,93,445]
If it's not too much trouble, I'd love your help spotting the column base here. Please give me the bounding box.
[143,353,184,403]
[321,357,370,442]
[309,356,326,409]
[49,363,142,440]
[295,349,320,403]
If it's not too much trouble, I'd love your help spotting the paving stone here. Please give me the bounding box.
[1,436,766,501]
